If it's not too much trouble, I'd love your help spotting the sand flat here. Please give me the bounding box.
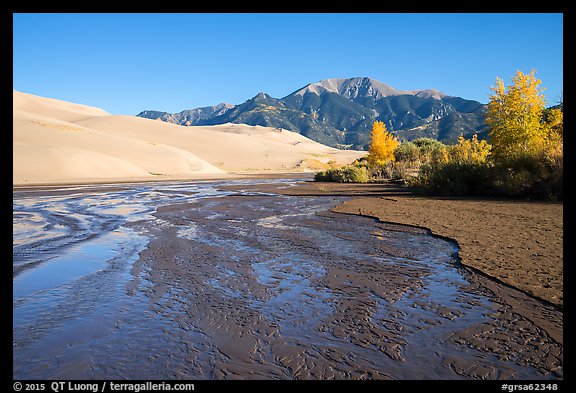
[13,181,562,379]
[262,181,563,308]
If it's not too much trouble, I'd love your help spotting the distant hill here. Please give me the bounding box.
[138,102,234,125]
[137,77,488,150]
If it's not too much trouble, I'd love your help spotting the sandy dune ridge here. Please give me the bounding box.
[13,91,364,185]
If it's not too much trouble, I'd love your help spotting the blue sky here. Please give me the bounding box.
[13,13,563,115]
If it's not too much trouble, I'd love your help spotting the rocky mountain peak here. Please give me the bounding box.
[290,77,449,102]
[137,77,486,150]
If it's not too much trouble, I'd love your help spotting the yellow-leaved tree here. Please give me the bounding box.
[485,69,547,162]
[367,121,399,167]
[449,134,491,164]
[543,107,563,141]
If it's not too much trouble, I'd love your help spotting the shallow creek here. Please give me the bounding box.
[13,179,562,379]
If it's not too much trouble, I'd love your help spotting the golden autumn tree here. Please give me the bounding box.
[367,121,399,167]
[485,70,547,162]
[449,134,491,164]
[543,107,563,141]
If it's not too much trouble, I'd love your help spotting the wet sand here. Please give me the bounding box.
[247,181,563,308]
[13,179,563,379]
[137,192,562,379]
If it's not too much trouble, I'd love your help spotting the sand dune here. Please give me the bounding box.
[13,91,365,185]
[13,90,110,122]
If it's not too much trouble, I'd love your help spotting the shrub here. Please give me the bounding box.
[314,165,370,183]
[411,134,492,196]
[394,142,420,163]
[408,138,449,166]
[449,134,491,164]
[412,161,494,196]
[491,140,563,199]
[387,139,449,183]
[411,136,562,200]
[413,138,446,157]
[314,169,335,182]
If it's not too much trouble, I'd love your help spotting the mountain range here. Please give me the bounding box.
[137,77,488,150]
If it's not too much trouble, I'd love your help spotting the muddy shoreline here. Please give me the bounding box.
[244,180,563,308]
[13,179,563,379]
[131,186,562,379]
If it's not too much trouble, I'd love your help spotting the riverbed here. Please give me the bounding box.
[13,178,563,379]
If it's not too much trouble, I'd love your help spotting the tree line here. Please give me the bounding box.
[315,70,563,200]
